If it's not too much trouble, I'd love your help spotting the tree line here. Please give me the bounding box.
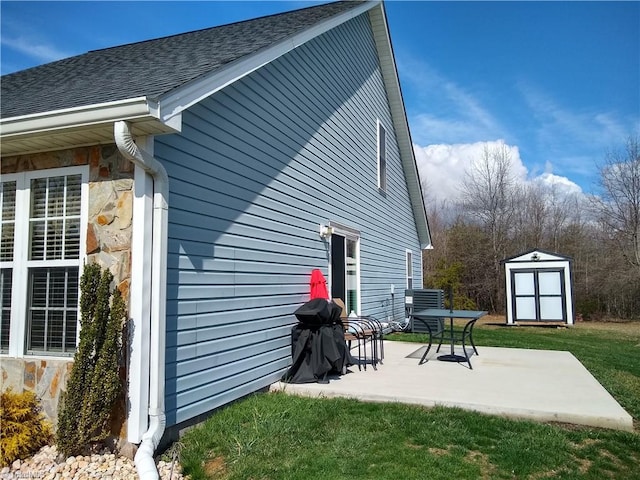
[422,137,640,320]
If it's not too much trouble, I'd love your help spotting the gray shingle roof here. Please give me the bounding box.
[0,1,362,119]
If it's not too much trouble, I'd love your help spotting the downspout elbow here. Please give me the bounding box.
[134,414,166,480]
[114,121,169,208]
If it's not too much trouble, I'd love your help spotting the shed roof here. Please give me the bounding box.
[502,249,573,264]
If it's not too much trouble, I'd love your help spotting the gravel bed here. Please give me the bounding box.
[1,445,186,479]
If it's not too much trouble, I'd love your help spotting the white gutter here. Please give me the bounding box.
[1,97,155,137]
[114,120,168,480]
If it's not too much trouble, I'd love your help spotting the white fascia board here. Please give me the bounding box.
[158,1,381,122]
[368,3,432,251]
[0,97,163,138]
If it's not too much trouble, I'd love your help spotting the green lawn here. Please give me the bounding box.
[178,321,640,480]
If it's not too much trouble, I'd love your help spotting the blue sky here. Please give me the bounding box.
[1,1,638,201]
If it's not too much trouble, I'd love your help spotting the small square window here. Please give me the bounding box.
[377,121,387,191]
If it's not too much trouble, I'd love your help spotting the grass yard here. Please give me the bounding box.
[178,319,640,480]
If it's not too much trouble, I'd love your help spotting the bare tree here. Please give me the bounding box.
[461,143,517,253]
[513,182,547,251]
[545,184,579,252]
[460,142,518,310]
[591,136,640,277]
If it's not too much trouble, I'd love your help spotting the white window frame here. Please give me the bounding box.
[1,166,88,359]
[406,250,413,290]
[1,180,17,353]
[377,119,387,192]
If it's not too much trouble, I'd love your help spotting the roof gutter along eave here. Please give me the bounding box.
[0,97,182,157]
[1,2,378,146]
[0,97,162,137]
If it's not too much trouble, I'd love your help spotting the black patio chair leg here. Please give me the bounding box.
[368,336,376,370]
[372,335,378,370]
[348,339,362,371]
[362,334,368,371]
[363,316,383,367]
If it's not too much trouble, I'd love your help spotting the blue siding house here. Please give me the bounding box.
[1,0,430,475]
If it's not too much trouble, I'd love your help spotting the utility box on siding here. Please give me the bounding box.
[502,249,574,325]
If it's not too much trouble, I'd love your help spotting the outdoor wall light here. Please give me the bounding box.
[531,253,540,261]
[319,224,334,238]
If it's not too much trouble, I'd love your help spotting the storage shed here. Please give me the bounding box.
[502,249,574,325]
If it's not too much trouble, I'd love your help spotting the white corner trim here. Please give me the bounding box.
[128,161,154,443]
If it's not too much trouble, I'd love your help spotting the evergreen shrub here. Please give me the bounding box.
[56,263,125,457]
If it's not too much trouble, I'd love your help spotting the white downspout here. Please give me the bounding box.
[114,121,168,480]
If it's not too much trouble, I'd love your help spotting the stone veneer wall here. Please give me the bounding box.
[0,144,134,431]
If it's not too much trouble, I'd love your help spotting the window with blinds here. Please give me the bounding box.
[29,176,82,262]
[27,267,79,354]
[1,169,86,357]
[26,175,82,355]
[0,181,16,352]
[406,250,413,290]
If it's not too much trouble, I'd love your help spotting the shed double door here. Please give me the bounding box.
[511,269,565,322]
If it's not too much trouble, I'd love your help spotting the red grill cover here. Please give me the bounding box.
[310,269,329,300]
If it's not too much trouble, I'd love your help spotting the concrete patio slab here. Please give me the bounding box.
[271,341,634,432]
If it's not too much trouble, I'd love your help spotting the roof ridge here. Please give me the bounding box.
[1,0,368,119]
[85,1,361,55]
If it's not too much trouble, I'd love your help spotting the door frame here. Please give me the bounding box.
[328,223,361,315]
[510,268,567,322]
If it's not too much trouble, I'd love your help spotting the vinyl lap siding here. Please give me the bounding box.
[155,13,422,426]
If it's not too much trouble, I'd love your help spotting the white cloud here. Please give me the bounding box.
[400,58,636,196]
[414,140,582,205]
[534,173,583,196]
[398,56,507,145]
[1,35,70,64]
[519,83,632,157]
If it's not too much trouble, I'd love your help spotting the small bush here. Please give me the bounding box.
[0,388,52,466]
